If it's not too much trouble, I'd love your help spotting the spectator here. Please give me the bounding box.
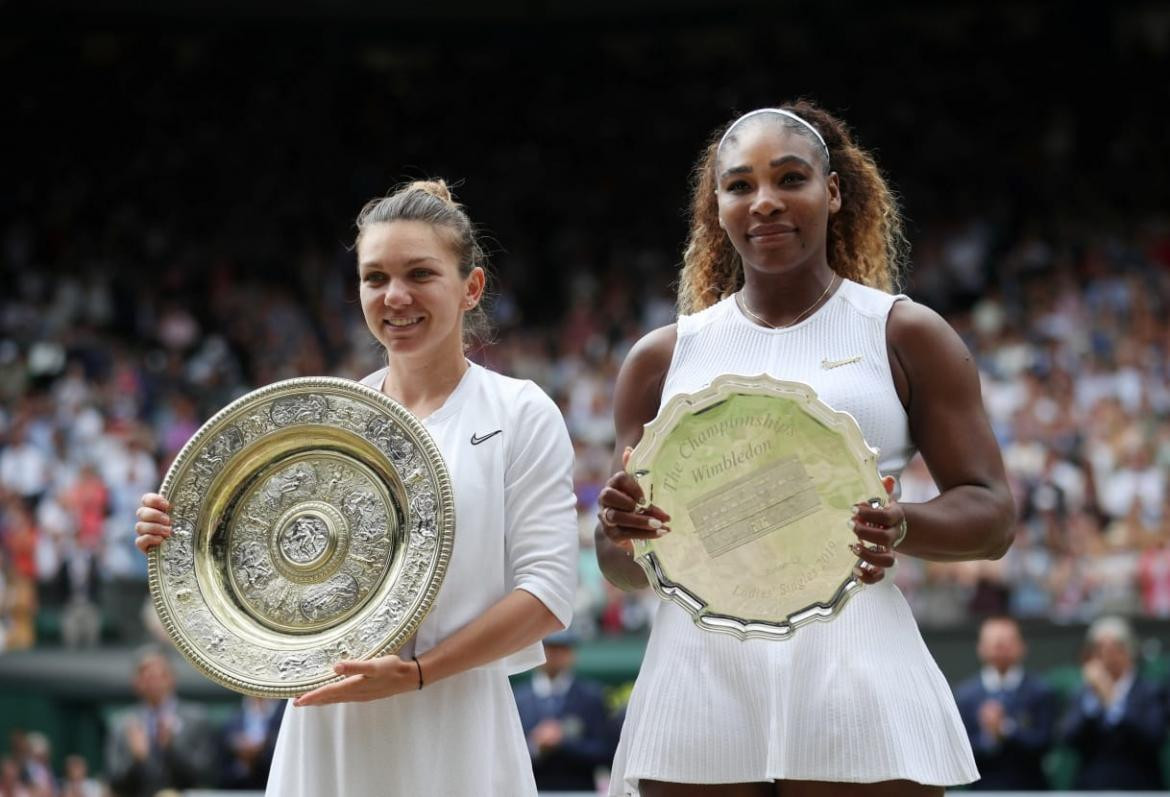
[59,755,102,797]
[1059,615,1168,790]
[0,421,52,510]
[18,732,54,797]
[218,697,285,790]
[954,616,1056,790]
[105,646,215,797]
[0,755,32,797]
[53,540,102,649]
[513,630,614,792]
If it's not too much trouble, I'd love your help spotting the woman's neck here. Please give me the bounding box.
[380,346,469,419]
[739,261,839,327]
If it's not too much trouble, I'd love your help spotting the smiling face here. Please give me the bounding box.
[358,220,484,363]
[715,120,841,277]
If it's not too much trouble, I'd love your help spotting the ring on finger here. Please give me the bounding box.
[601,507,618,526]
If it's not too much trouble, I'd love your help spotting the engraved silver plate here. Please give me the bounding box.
[148,377,454,697]
[628,374,885,640]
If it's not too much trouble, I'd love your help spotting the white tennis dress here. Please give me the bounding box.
[267,362,578,797]
[608,280,978,794]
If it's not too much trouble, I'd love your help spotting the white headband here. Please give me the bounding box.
[718,108,829,162]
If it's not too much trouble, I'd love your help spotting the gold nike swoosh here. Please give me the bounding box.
[821,355,863,370]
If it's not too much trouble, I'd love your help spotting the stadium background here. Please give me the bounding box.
[2,0,1170,792]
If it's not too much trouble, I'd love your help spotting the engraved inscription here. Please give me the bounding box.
[688,455,821,558]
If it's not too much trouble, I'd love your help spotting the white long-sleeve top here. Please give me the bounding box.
[359,360,578,672]
[266,362,578,796]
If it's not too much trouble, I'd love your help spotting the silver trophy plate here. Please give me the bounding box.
[628,374,885,640]
[149,377,454,697]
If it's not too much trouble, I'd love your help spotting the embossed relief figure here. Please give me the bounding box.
[596,103,1015,797]
[136,180,579,796]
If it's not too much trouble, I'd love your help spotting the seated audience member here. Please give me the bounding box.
[105,646,215,797]
[18,732,55,797]
[513,630,614,792]
[0,754,32,797]
[954,616,1056,790]
[1059,615,1168,790]
[60,755,103,797]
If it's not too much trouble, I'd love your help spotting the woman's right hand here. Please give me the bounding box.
[596,447,671,552]
[135,492,172,553]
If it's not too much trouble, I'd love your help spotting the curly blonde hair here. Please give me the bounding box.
[677,100,909,314]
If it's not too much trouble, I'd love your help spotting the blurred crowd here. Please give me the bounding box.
[2,10,1170,651]
[893,221,1170,629]
[4,210,1170,649]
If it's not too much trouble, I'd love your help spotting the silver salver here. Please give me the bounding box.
[148,377,454,697]
[628,374,886,640]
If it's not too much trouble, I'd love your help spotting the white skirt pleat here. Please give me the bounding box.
[609,579,978,795]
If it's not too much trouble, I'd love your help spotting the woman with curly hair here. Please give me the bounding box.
[596,102,1015,796]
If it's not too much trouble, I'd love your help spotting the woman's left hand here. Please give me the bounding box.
[293,655,419,707]
[849,475,906,585]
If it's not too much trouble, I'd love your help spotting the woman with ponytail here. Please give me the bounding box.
[135,181,579,796]
[596,102,1014,796]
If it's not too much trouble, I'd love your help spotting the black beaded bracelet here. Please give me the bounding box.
[412,655,424,690]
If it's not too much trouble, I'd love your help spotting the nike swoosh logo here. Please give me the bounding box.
[821,355,862,370]
[470,430,502,446]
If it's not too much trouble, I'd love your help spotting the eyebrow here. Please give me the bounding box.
[720,155,814,179]
[359,255,441,270]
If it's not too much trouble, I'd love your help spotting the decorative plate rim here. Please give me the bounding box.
[148,376,455,697]
[628,373,884,641]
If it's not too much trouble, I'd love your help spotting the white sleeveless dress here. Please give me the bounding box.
[608,280,978,794]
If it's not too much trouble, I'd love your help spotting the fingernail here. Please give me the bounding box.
[655,527,671,537]
[852,567,864,579]
[648,518,663,530]
[846,519,856,531]
[850,505,860,516]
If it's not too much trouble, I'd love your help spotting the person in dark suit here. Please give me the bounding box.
[105,646,216,797]
[1060,615,1168,791]
[955,615,1057,790]
[219,697,285,789]
[513,630,614,792]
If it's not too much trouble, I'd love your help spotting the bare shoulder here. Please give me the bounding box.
[614,324,677,436]
[620,324,678,382]
[886,299,973,376]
